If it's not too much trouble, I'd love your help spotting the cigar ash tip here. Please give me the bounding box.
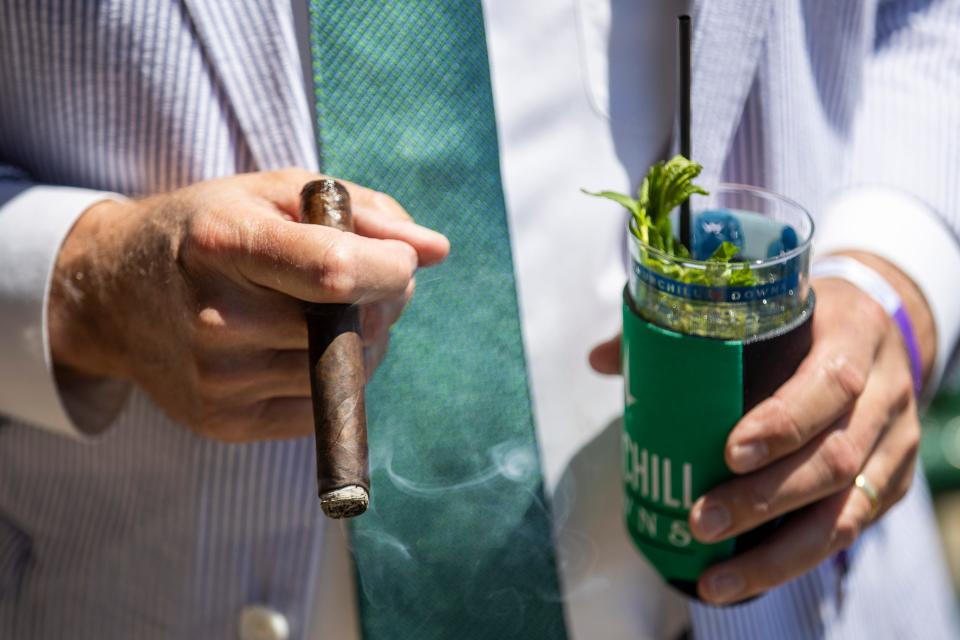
[320,484,370,519]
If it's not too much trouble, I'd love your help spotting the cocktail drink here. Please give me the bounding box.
[629,185,813,339]
[620,182,814,594]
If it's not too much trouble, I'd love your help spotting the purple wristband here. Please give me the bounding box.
[892,306,923,396]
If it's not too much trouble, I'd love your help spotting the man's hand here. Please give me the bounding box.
[48,168,449,441]
[589,252,935,605]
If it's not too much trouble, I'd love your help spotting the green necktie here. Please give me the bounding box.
[308,2,568,638]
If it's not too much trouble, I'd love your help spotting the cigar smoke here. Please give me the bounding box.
[347,425,611,619]
[384,439,537,496]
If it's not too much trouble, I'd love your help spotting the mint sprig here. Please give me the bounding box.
[583,155,756,286]
[583,155,706,257]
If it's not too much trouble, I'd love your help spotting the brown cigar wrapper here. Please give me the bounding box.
[300,179,370,519]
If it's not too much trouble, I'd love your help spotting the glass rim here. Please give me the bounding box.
[629,182,814,270]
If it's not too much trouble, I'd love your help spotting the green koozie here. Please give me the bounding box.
[622,292,813,593]
[620,184,815,595]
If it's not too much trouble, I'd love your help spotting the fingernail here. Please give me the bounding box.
[729,441,768,470]
[696,504,730,540]
[707,571,744,602]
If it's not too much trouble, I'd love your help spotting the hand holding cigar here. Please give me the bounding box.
[301,179,371,519]
[49,166,446,450]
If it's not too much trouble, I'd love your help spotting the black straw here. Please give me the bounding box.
[678,15,692,252]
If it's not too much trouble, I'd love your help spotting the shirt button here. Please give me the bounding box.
[239,605,290,640]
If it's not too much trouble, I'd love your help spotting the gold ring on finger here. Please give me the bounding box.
[854,473,881,520]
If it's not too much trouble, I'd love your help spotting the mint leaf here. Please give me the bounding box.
[580,189,642,219]
[583,155,706,260]
[708,241,740,262]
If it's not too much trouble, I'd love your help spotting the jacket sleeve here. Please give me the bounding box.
[816,0,960,391]
[0,161,128,437]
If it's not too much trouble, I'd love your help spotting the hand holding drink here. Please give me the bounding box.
[581,10,935,604]
[588,157,815,596]
[588,156,932,604]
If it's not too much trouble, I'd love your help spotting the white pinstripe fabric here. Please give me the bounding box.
[1,1,959,638]
[0,391,323,639]
[0,1,323,638]
[721,0,960,240]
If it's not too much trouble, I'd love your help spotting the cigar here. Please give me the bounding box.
[300,179,370,519]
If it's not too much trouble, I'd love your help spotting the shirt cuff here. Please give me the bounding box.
[0,186,127,437]
[814,187,960,392]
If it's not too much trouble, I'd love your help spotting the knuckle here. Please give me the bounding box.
[745,483,775,519]
[181,209,238,261]
[822,355,866,404]
[857,294,889,336]
[194,408,249,443]
[904,423,921,460]
[371,191,409,219]
[765,396,806,447]
[319,238,358,298]
[269,166,311,184]
[247,217,284,258]
[194,375,226,404]
[192,359,236,403]
[891,373,914,413]
[819,430,862,487]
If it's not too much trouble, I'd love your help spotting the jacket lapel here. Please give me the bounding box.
[687,0,772,182]
[180,0,317,171]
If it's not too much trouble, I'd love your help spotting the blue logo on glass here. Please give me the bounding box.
[632,261,799,303]
[693,209,743,260]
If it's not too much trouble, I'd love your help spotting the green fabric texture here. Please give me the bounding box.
[308,3,567,638]
[622,302,742,581]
